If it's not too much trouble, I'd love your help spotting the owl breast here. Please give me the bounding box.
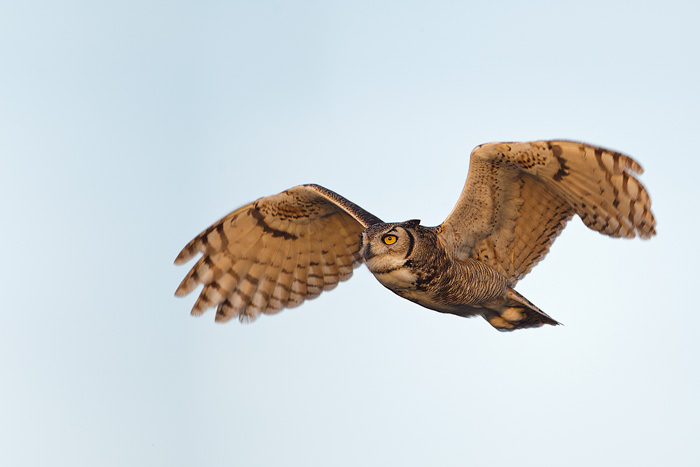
[371,259,471,314]
[372,266,421,299]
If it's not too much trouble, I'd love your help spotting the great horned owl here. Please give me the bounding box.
[174,140,655,331]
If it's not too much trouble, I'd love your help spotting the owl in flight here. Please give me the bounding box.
[175,141,655,331]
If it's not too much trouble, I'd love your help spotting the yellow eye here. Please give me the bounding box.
[383,234,397,245]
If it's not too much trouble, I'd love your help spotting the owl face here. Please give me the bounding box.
[361,220,421,274]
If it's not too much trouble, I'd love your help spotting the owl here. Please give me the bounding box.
[175,140,655,331]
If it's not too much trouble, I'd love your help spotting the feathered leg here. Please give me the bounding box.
[482,288,560,331]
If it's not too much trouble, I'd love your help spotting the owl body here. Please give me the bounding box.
[175,140,656,331]
[361,221,551,329]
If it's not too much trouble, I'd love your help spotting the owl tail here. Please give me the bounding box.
[483,288,560,332]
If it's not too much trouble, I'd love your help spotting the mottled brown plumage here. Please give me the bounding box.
[175,140,656,330]
[174,185,380,322]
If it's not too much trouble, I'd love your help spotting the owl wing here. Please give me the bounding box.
[437,141,656,285]
[174,184,382,322]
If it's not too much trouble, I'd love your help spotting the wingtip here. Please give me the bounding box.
[173,255,185,266]
[174,270,199,297]
[626,157,645,175]
[174,235,203,265]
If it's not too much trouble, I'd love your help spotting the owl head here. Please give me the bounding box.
[361,219,425,274]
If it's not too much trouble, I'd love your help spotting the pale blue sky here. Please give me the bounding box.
[2,1,699,466]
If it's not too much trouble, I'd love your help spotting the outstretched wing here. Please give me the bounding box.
[437,140,656,285]
[174,184,382,322]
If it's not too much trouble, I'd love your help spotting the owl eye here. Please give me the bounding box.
[382,234,398,245]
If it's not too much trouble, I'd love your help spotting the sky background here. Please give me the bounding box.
[2,1,699,466]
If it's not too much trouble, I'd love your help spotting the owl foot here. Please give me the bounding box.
[483,289,561,332]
